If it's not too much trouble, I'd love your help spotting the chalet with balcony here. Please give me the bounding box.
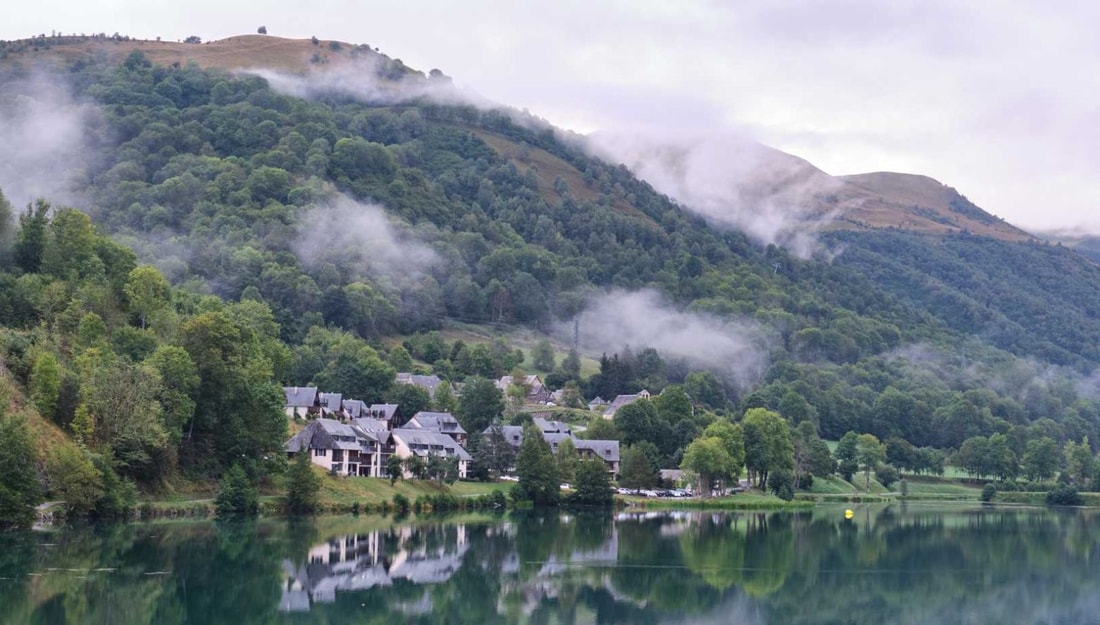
[391,428,472,478]
[285,419,391,477]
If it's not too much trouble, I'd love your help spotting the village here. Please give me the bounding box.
[283,372,637,483]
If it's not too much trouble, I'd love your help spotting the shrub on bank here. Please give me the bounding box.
[1046,486,1083,506]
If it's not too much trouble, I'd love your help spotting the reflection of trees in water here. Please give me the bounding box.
[763,506,1100,624]
[4,520,284,625]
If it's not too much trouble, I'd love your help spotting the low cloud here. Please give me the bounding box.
[586,129,842,258]
[569,289,773,390]
[292,195,438,285]
[0,73,100,210]
[249,53,482,109]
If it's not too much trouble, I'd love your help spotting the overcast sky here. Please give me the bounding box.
[4,1,1098,233]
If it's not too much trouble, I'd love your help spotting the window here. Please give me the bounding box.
[314,449,327,457]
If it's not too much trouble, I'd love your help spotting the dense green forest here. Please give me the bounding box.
[3,44,1100,523]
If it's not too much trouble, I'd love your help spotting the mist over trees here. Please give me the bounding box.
[3,43,1100,521]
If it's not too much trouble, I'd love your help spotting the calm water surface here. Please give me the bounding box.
[1,504,1099,624]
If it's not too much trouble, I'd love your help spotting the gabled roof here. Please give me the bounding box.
[602,391,650,418]
[285,418,383,453]
[352,418,391,433]
[483,424,525,445]
[575,438,620,462]
[369,404,401,421]
[532,417,570,434]
[544,432,574,447]
[343,399,368,419]
[395,373,443,395]
[495,374,543,391]
[481,424,617,463]
[408,412,466,435]
[318,392,343,412]
[284,386,319,408]
[315,418,358,437]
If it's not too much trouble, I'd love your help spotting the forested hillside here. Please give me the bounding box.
[2,36,1100,520]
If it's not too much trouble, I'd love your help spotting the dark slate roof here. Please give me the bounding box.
[575,439,620,462]
[285,427,314,453]
[483,425,525,447]
[392,429,472,461]
[352,418,391,433]
[602,391,650,418]
[286,419,383,453]
[318,392,343,412]
[284,386,318,408]
[544,432,574,447]
[395,373,443,395]
[409,412,466,435]
[481,425,616,462]
[316,418,358,437]
[369,404,401,421]
[344,399,368,419]
[532,417,570,434]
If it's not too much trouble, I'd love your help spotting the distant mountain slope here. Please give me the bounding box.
[589,131,1033,244]
[828,229,1100,368]
[836,172,1032,241]
[0,34,413,75]
[1033,230,1100,264]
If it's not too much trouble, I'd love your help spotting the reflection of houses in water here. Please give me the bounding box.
[492,522,622,617]
[279,525,469,613]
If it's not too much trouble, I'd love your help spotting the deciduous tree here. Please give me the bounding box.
[513,423,559,505]
[856,433,886,489]
[286,451,321,513]
[0,413,41,529]
[742,408,793,489]
[457,377,504,434]
[619,445,655,489]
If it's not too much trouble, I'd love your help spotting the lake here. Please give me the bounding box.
[1,503,1099,624]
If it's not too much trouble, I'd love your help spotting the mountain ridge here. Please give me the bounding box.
[0,33,1035,245]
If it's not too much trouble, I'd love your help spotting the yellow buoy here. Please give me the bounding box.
[844,509,854,519]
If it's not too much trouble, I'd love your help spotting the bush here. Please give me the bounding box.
[768,470,795,501]
[392,493,410,514]
[215,464,258,517]
[45,445,102,515]
[93,455,137,519]
[1046,486,1083,507]
[981,483,997,502]
[798,473,814,490]
[875,465,899,489]
[426,493,460,512]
